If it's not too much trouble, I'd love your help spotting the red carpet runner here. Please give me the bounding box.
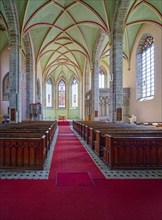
[48,123,104,180]
[0,122,162,220]
[57,120,70,126]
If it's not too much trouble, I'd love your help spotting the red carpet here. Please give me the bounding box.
[58,125,73,133]
[56,171,95,186]
[48,124,104,180]
[58,120,70,126]
[0,123,162,220]
[0,179,162,220]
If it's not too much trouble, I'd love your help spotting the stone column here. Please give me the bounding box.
[42,82,47,120]
[23,34,34,120]
[84,62,90,120]
[85,64,90,93]
[91,61,99,121]
[79,80,83,120]
[25,55,33,119]
[109,33,123,122]
[109,0,130,122]
[2,0,21,122]
[8,42,20,122]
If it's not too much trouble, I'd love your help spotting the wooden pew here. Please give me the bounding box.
[0,134,46,170]
[104,134,162,169]
[88,123,161,150]
[0,120,57,170]
[74,120,162,170]
[0,130,50,155]
[95,129,162,157]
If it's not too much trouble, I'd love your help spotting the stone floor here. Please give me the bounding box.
[0,126,162,180]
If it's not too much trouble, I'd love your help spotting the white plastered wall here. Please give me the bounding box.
[128,24,162,122]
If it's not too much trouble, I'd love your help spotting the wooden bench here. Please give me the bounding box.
[87,123,147,149]
[0,130,50,154]
[0,120,57,170]
[73,120,162,170]
[89,122,160,148]
[104,134,162,169]
[0,134,46,170]
[95,128,162,157]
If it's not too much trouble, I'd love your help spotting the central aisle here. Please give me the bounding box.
[1,122,162,220]
[48,124,104,180]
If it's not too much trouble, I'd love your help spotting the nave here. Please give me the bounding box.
[1,121,162,180]
[0,121,162,220]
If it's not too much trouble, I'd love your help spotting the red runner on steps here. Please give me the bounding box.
[48,124,104,180]
[57,120,70,126]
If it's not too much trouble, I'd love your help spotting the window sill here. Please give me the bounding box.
[138,96,154,102]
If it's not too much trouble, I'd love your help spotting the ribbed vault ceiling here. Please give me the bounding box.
[0,0,161,81]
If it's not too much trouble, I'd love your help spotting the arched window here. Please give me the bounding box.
[58,80,66,108]
[99,69,105,88]
[3,72,9,101]
[46,79,52,107]
[136,35,154,101]
[71,78,78,108]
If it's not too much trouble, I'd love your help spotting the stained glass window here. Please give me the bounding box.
[46,79,52,107]
[58,80,66,108]
[71,78,78,107]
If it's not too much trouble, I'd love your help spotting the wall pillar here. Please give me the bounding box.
[109,33,123,122]
[2,0,21,122]
[109,0,130,122]
[91,62,99,121]
[84,62,90,120]
[23,34,34,120]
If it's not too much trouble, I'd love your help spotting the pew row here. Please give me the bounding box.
[0,120,57,170]
[73,120,162,170]
[104,134,162,169]
[0,135,46,170]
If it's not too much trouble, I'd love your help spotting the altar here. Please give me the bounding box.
[58,115,66,120]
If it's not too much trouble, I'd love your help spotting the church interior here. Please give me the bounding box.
[0,0,162,220]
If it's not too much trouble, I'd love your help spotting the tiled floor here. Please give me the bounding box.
[0,126,162,180]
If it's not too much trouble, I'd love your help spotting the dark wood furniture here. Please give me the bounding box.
[0,120,57,170]
[73,120,162,170]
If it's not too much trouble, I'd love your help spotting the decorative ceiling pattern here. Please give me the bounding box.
[0,0,161,81]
